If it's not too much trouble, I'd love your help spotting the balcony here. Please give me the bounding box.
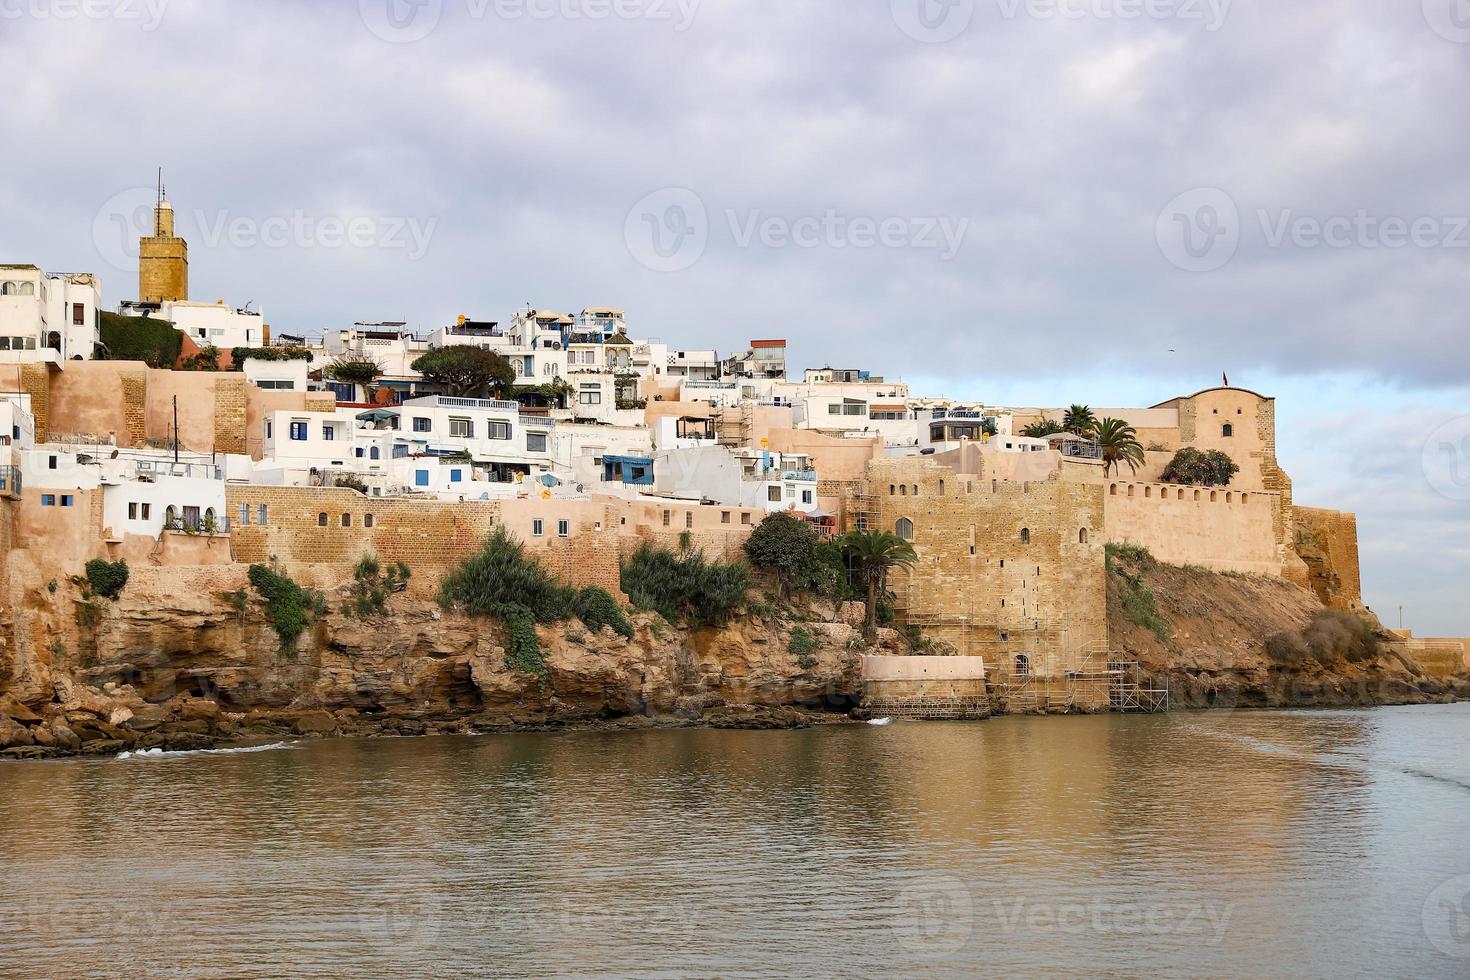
[436,396,520,412]
[781,469,818,482]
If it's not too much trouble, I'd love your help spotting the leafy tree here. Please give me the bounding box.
[1095,417,1146,478]
[411,346,516,398]
[980,417,999,437]
[744,512,819,597]
[325,354,383,390]
[838,530,918,637]
[180,345,222,371]
[1021,419,1066,438]
[1161,447,1239,487]
[1062,404,1098,437]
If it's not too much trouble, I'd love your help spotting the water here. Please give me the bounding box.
[2,704,1468,978]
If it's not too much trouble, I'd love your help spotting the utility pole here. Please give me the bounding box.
[173,395,179,465]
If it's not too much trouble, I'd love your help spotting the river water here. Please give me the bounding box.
[2,704,1468,978]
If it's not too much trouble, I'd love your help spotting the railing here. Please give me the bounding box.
[781,469,817,482]
[1057,441,1104,460]
[520,416,556,428]
[437,396,520,412]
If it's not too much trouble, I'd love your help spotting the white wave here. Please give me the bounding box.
[116,741,298,760]
[866,717,895,726]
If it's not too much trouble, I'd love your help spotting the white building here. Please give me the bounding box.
[159,300,266,349]
[0,265,101,363]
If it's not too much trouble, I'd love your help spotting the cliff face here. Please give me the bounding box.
[0,566,871,758]
[1106,551,1470,708]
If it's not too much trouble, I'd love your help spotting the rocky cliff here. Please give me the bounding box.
[0,565,872,759]
[1107,549,1470,708]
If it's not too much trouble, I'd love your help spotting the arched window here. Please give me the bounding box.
[369,446,380,460]
[1226,492,1233,503]
[1109,484,1117,496]
[899,485,906,496]
[1194,489,1201,501]
[889,484,895,496]
[164,505,177,528]
[1222,423,1234,437]
[937,480,944,495]
[204,507,216,528]
[1015,653,1031,676]
[1145,486,1152,498]
[1079,528,1089,544]
[896,517,913,542]
[1020,528,1030,545]
[1210,491,1218,502]
[912,484,919,496]
[318,512,328,526]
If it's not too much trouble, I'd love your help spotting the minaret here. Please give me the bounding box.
[138,169,189,304]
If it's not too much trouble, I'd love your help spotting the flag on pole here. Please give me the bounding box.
[1223,372,1230,388]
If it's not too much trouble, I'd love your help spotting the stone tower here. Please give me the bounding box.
[138,175,188,304]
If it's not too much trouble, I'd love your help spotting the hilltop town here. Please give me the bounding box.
[0,189,1466,755]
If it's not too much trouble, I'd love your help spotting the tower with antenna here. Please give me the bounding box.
[138,167,189,305]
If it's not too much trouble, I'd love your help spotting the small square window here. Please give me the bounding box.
[41,494,55,507]
[721,511,731,524]
[289,421,308,441]
[741,512,752,525]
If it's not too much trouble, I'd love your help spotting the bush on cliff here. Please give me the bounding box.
[248,564,322,650]
[744,512,850,602]
[344,554,410,618]
[620,543,750,628]
[1267,609,1380,666]
[84,559,129,601]
[437,528,637,678]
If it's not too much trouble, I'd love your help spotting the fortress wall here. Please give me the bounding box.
[1104,480,1282,575]
[1293,506,1363,607]
[858,458,1108,673]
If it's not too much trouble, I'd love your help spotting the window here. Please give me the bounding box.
[322,425,335,441]
[1079,528,1089,544]
[1222,423,1234,437]
[266,420,273,439]
[141,503,151,520]
[62,494,79,507]
[449,417,473,438]
[449,468,463,483]
[355,448,365,458]
[128,502,138,520]
[741,512,752,525]
[318,513,328,526]
[1015,654,1031,677]
[533,519,544,537]
[802,490,813,504]
[239,504,250,526]
[896,517,913,541]
[685,512,693,529]
[662,510,671,527]
[289,421,308,441]
[48,456,57,470]
[1020,528,1030,544]
[370,446,380,460]
[72,302,85,326]
[579,389,602,405]
[341,514,351,527]
[527,432,547,453]
[41,494,55,507]
[487,421,510,440]
[413,417,432,433]
[768,486,782,502]
[558,519,569,538]
[415,470,429,487]
[721,511,731,524]
[364,514,374,527]
[257,504,268,525]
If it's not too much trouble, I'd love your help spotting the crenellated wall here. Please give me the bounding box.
[1104,479,1283,576]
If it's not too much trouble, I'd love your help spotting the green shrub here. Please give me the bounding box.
[84,559,129,601]
[620,543,750,627]
[502,605,548,680]
[248,564,316,650]
[344,554,410,618]
[788,627,818,669]
[334,474,369,494]
[1161,447,1239,487]
[438,526,577,622]
[98,311,183,367]
[573,586,634,639]
[228,346,314,368]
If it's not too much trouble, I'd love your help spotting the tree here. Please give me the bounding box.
[325,354,383,392]
[1062,404,1098,437]
[179,345,222,371]
[1095,417,1146,478]
[412,347,516,398]
[744,512,819,598]
[1161,447,1239,486]
[838,530,918,637]
[1021,419,1065,438]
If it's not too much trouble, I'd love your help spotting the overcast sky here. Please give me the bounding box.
[3,0,1468,631]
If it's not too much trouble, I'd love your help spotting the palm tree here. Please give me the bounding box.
[1095,417,1146,477]
[1062,404,1098,437]
[839,530,919,638]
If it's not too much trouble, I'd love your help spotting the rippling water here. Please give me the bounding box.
[2,704,1468,977]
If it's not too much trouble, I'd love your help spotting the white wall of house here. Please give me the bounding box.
[0,267,100,362]
[104,473,229,538]
[242,356,310,391]
[161,301,264,349]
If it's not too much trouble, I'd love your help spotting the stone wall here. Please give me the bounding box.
[1105,480,1283,576]
[854,457,1108,674]
[1294,506,1363,607]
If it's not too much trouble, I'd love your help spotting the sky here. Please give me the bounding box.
[2,0,1468,631]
